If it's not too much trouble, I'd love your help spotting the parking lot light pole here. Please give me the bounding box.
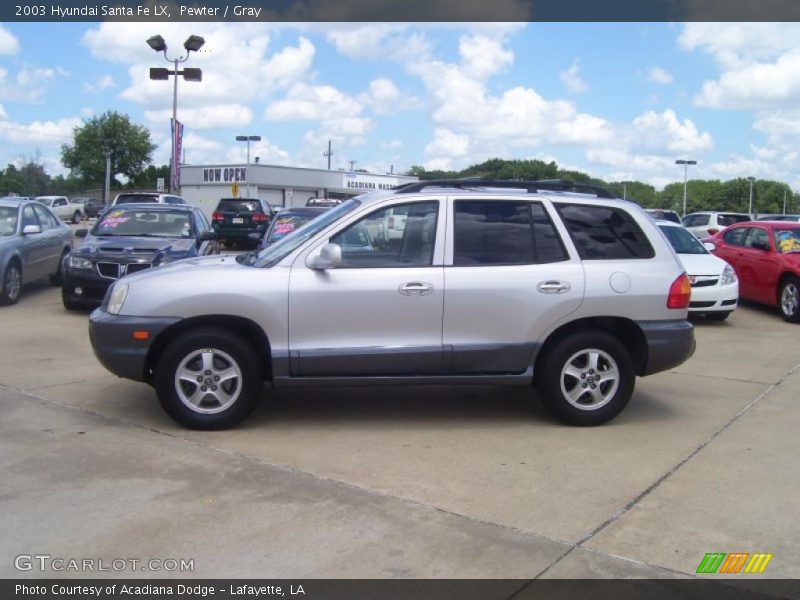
[147,34,205,194]
[675,159,696,217]
[748,176,756,217]
[236,135,261,198]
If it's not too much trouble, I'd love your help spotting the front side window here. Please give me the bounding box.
[743,227,771,250]
[454,200,567,266]
[31,204,56,230]
[21,205,39,229]
[330,201,439,268]
[556,204,655,259]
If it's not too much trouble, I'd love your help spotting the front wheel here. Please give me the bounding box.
[536,330,635,426]
[72,211,81,224]
[154,327,263,429]
[779,276,800,323]
[0,261,22,306]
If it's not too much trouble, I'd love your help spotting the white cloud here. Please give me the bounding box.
[559,59,588,94]
[459,34,514,80]
[0,25,20,55]
[629,110,713,154]
[358,78,420,115]
[0,105,80,146]
[0,66,69,103]
[265,82,363,121]
[225,138,291,165]
[145,104,254,130]
[83,75,115,93]
[424,128,471,159]
[381,139,404,150]
[647,66,673,85]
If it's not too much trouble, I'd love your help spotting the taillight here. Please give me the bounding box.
[252,212,268,223]
[212,211,224,222]
[388,216,395,229]
[708,228,719,236]
[667,273,692,309]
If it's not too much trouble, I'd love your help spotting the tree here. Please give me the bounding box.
[61,111,155,187]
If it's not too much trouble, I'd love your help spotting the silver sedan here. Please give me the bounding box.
[0,197,73,305]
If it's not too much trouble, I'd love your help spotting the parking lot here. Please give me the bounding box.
[1,278,799,581]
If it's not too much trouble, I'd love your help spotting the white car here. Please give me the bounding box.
[658,220,739,321]
[35,196,84,224]
[681,211,750,239]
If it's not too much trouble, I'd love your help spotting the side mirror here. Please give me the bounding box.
[22,224,42,235]
[703,242,716,252]
[306,243,342,270]
[198,231,218,242]
[75,229,89,238]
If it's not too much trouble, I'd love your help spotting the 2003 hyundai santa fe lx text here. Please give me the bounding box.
[89,179,696,430]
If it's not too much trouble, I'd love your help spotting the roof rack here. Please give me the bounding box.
[393,178,617,199]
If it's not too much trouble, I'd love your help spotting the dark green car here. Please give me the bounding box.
[211,198,275,248]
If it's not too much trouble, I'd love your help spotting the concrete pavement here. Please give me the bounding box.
[0,283,798,580]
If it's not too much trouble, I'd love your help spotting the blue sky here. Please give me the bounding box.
[0,22,799,189]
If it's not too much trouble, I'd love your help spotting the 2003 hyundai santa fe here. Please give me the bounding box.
[89,179,695,430]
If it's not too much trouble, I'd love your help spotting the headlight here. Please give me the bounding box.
[107,283,128,315]
[69,255,93,270]
[720,264,737,285]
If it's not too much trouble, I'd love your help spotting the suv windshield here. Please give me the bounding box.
[217,199,262,212]
[92,209,193,238]
[247,199,360,267]
[659,224,707,255]
[115,194,158,204]
[774,229,800,254]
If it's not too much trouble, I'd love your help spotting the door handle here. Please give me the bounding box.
[537,280,571,294]
[399,282,433,296]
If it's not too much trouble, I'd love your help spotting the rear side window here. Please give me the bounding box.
[454,200,568,266]
[556,204,655,260]
[683,214,709,227]
[719,213,750,226]
[722,227,746,246]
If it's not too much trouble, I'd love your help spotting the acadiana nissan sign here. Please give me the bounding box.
[202,167,247,184]
[343,173,401,191]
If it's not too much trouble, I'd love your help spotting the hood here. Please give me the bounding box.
[75,235,196,260]
[119,254,243,284]
[677,252,729,276]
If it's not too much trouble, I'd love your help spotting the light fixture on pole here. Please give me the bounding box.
[675,159,697,217]
[147,34,205,193]
[747,176,755,217]
[236,135,261,197]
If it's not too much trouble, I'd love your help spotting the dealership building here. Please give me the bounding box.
[178,163,418,217]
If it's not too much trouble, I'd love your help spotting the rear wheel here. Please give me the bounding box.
[779,276,800,323]
[154,327,263,429]
[0,260,22,306]
[72,211,81,224]
[537,330,635,426]
[705,311,731,322]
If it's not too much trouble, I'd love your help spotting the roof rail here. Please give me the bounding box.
[393,178,616,198]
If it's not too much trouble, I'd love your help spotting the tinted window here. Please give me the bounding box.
[217,199,261,212]
[454,200,567,266]
[330,201,438,268]
[683,214,709,227]
[719,213,750,226]
[743,227,770,250]
[165,196,184,205]
[722,227,747,246]
[556,204,655,259]
[115,194,158,204]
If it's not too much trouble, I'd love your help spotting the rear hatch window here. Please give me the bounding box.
[217,199,261,213]
[719,213,751,226]
[115,194,158,204]
[214,199,266,227]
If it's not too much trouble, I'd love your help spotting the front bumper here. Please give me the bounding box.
[63,266,114,306]
[688,281,739,313]
[638,319,696,376]
[89,309,180,382]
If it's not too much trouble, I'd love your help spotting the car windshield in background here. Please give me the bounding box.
[250,199,360,267]
[659,224,707,255]
[91,209,193,238]
[774,229,800,254]
[115,194,158,204]
[266,213,321,243]
[218,199,261,212]
[718,214,750,227]
[0,206,18,236]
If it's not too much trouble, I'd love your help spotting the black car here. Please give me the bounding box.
[73,197,104,219]
[62,204,218,310]
[211,197,274,248]
[259,207,328,249]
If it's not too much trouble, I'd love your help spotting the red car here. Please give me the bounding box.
[709,221,800,322]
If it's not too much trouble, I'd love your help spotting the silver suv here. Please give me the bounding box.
[89,179,695,429]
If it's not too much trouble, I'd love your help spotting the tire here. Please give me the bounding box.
[154,327,263,430]
[705,311,731,322]
[0,260,22,306]
[536,330,635,426]
[72,211,81,224]
[49,249,70,286]
[779,275,800,323]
